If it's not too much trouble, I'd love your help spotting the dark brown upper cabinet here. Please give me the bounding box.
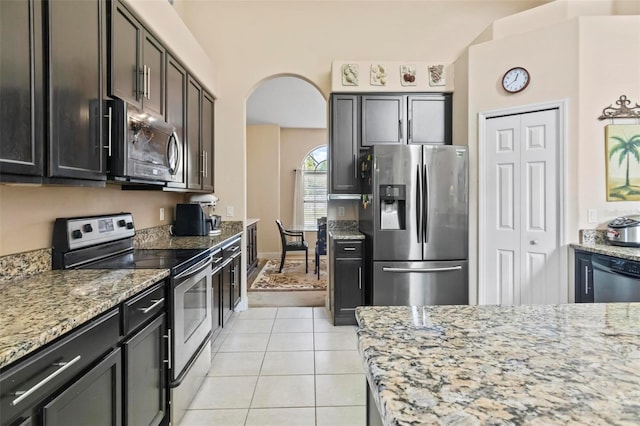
[186,76,215,193]
[361,93,452,146]
[47,0,108,181]
[165,54,187,189]
[0,0,44,182]
[110,0,165,119]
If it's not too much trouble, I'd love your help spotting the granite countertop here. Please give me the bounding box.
[0,269,169,370]
[329,230,365,240]
[356,304,640,425]
[136,228,243,250]
[571,242,640,261]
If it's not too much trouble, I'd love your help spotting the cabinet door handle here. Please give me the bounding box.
[343,247,356,251]
[147,67,151,100]
[584,265,590,295]
[408,119,411,141]
[139,298,164,314]
[353,154,357,179]
[164,329,172,369]
[201,152,205,176]
[103,106,112,157]
[11,355,82,406]
[358,266,362,290]
[204,151,208,178]
[398,120,403,141]
[141,65,147,98]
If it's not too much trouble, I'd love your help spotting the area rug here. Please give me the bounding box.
[249,258,327,291]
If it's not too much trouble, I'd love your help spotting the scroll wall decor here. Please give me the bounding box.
[601,96,640,201]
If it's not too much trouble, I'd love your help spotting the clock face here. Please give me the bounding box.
[502,67,530,93]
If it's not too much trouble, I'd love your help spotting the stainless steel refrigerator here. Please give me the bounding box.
[359,144,468,306]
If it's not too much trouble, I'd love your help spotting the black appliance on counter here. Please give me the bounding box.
[52,213,213,426]
[107,99,183,186]
[173,204,211,236]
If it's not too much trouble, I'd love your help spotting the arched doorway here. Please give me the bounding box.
[245,75,328,307]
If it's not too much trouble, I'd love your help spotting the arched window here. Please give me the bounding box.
[300,146,327,229]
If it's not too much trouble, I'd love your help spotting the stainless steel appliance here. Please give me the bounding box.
[359,145,468,306]
[107,99,183,185]
[51,213,212,426]
[589,254,640,302]
[606,216,640,247]
[190,194,222,236]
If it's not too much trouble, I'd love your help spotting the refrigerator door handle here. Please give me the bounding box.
[382,266,463,273]
[416,164,421,243]
[423,164,430,242]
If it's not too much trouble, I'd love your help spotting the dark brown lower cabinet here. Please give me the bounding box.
[42,348,122,426]
[330,238,364,326]
[123,314,166,426]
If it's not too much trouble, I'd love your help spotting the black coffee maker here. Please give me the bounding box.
[173,204,211,236]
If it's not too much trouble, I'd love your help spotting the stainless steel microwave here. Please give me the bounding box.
[107,100,183,185]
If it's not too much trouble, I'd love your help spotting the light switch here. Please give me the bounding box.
[160,208,165,221]
[587,209,597,224]
[226,206,234,217]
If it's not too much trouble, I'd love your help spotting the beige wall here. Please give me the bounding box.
[246,127,327,257]
[178,0,549,225]
[460,4,640,303]
[0,185,184,256]
[247,125,281,256]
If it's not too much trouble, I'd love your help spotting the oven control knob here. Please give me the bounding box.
[118,219,126,227]
[126,222,134,229]
[83,224,93,233]
[72,230,83,239]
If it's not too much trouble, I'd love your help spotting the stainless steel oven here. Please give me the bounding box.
[171,256,212,381]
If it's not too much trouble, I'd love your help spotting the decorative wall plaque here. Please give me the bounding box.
[341,64,359,86]
[400,65,416,86]
[428,64,445,86]
[370,64,387,86]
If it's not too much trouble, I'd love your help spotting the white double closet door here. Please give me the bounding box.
[482,108,562,305]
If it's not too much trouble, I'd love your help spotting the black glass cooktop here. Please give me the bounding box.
[83,249,209,275]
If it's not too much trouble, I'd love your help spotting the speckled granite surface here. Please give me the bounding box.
[329,230,365,240]
[135,224,242,250]
[356,304,640,425]
[0,248,51,283]
[328,220,359,232]
[0,269,169,370]
[571,242,640,261]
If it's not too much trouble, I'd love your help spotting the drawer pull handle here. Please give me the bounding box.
[343,247,356,251]
[139,298,164,314]
[11,355,82,406]
[228,246,240,252]
[213,257,223,264]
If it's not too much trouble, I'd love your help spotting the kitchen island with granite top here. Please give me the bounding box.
[356,304,640,425]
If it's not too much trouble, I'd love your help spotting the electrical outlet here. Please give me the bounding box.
[160,207,165,221]
[226,206,234,217]
[587,209,597,224]
[338,206,345,217]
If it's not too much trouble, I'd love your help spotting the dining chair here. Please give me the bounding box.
[315,218,327,279]
[275,220,308,273]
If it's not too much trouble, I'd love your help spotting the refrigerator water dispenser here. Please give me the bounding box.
[380,185,405,230]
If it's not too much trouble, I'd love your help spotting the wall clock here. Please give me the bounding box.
[502,67,530,93]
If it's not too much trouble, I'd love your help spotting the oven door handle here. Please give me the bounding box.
[175,257,213,280]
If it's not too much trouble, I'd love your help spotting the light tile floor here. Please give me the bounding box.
[179,306,366,426]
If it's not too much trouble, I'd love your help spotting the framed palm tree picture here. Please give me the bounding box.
[606,124,640,201]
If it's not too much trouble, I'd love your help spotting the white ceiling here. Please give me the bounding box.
[246,76,327,129]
